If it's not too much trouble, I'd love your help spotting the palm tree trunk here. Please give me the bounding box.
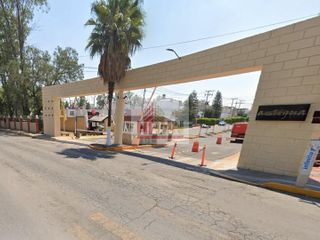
[106,81,115,145]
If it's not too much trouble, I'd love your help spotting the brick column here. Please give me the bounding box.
[35,115,40,133]
[13,115,17,130]
[7,115,10,129]
[27,116,30,133]
[19,116,23,131]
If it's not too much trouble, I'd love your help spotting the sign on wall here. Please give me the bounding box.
[312,111,320,124]
[256,104,310,121]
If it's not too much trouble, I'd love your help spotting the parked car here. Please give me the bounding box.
[230,122,248,143]
[218,120,226,126]
[201,124,209,128]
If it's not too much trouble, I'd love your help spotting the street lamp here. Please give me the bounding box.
[166,48,181,60]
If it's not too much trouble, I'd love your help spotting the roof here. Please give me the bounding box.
[89,115,108,122]
[124,115,173,122]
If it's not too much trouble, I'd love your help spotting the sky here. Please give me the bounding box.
[28,0,320,108]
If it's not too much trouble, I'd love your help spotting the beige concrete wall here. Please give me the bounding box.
[42,16,320,177]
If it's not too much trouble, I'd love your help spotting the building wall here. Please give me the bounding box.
[60,117,87,132]
[156,98,182,121]
[42,16,320,177]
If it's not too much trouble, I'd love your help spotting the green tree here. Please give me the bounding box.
[76,96,87,108]
[188,90,199,123]
[0,87,4,114]
[96,94,107,109]
[24,46,84,115]
[212,91,223,118]
[50,46,84,85]
[25,47,53,115]
[85,0,145,145]
[0,0,48,116]
[177,91,199,125]
[86,102,91,109]
[64,101,69,109]
[204,108,213,118]
[0,1,83,117]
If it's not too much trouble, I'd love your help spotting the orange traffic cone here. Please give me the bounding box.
[200,145,206,166]
[216,135,222,144]
[192,141,199,152]
[169,142,177,159]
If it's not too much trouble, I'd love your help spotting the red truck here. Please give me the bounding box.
[230,122,248,143]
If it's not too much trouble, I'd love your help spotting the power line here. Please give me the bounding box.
[158,87,189,96]
[142,13,318,50]
[79,13,318,57]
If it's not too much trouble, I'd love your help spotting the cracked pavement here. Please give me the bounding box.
[0,130,319,240]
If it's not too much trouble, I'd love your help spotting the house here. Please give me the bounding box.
[155,96,183,121]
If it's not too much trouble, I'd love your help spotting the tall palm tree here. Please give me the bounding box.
[85,0,144,145]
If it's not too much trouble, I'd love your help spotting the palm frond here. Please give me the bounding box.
[85,0,144,84]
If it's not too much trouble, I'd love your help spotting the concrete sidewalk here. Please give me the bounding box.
[115,146,320,199]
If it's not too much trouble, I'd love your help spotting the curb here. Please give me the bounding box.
[206,171,320,199]
[262,182,320,199]
[86,141,320,199]
[89,143,166,152]
[0,128,41,138]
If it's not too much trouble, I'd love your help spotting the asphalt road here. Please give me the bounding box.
[0,130,319,240]
[93,132,242,163]
[151,133,242,162]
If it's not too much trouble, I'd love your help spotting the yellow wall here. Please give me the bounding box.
[60,117,86,132]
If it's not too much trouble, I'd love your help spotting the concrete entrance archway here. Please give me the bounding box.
[42,16,320,178]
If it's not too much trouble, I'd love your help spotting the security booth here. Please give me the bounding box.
[88,115,108,132]
[122,110,175,145]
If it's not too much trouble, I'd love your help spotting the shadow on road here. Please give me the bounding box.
[120,150,320,203]
[57,148,117,161]
[121,150,215,175]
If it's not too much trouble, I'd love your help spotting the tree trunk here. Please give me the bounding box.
[106,81,115,146]
[107,81,115,127]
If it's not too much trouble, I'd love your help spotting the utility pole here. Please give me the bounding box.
[204,90,215,112]
[141,88,146,112]
[236,100,246,116]
[230,97,238,117]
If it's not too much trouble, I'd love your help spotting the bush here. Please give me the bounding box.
[197,118,220,126]
[197,116,248,126]
[224,116,249,124]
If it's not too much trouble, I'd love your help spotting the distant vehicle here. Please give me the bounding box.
[218,120,226,126]
[230,122,248,143]
[201,124,209,128]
